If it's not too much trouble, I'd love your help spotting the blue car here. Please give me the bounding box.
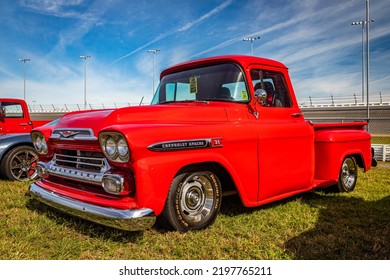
[0,133,38,181]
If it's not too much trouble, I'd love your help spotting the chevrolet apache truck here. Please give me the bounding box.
[28,55,374,232]
[0,98,50,181]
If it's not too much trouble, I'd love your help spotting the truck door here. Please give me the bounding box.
[0,101,31,134]
[250,68,315,203]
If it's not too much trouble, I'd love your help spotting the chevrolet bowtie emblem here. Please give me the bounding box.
[59,130,81,138]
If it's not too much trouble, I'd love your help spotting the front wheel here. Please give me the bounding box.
[337,156,358,192]
[159,170,222,232]
[0,146,39,181]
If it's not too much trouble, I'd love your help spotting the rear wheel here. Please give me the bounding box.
[159,170,222,232]
[0,146,39,181]
[337,156,358,192]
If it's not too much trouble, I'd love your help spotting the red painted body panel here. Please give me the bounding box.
[29,55,373,229]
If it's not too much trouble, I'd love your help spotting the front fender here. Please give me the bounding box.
[132,146,259,215]
[0,133,33,160]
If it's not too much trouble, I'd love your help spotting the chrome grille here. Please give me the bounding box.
[54,150,106,172]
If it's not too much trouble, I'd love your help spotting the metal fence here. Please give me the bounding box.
[372,144,390,162]
[27,101,145,113]
[299,91,390,108]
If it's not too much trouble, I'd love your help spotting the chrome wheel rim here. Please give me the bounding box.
[341,158,357,190]
[179,173,215,224]
[10,150,38,181]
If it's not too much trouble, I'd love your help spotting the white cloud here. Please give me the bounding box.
[111,0,234,64]
[20,0,86,19]
[177,0,233,32]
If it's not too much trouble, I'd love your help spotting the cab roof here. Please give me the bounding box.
[160,55,288,79]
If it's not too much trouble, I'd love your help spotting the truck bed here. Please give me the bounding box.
[313,121,367,131]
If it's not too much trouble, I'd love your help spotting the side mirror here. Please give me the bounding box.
[254,89,267,106]
[0,106,5,118]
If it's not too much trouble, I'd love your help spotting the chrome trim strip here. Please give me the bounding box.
[54,153,105,168]
[29,183,156,231]
[54,158,103,168]
[148,137,223,152]
[38,160,108,185]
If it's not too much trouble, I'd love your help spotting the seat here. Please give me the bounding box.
[218,87,233,100]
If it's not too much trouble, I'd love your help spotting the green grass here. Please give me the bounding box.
[0,165,389,260]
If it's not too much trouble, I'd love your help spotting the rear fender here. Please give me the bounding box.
[314,129,371,181]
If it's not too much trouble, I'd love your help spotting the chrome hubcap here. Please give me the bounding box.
[341,158,356,189]
[180,174,215,224]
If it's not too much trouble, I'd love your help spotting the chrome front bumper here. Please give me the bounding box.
[29,183,156,231]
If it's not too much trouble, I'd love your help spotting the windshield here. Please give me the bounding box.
[151,63,249,104]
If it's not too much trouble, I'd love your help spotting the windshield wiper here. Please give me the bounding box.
[159,100,209,104]
[202,98,236,102]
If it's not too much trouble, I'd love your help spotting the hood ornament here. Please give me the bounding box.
[59,130,81,138]
[50,128,97,141]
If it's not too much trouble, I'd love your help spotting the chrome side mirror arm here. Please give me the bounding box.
[254,89,267,106]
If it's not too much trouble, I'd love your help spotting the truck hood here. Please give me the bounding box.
[54,103,229,136]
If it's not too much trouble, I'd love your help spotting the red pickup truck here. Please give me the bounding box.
[29,55,375,232]
[0,98,51,181]
[0,98,49,133]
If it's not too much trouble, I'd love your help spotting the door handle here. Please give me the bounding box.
[19,123,28,126]
[291,113,303,118]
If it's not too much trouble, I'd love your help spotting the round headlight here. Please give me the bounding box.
[117,138,128,158]
[99,132,130,163]
[105,136,117,157]
[32,132,48,155]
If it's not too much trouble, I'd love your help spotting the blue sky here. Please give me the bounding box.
[0,0,389,106]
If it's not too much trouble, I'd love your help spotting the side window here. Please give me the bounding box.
[0,102,24,118]
[251,70,292,108]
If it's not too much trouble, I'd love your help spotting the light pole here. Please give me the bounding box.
[351,19,374,103]
[147,49,160,95]
[351,21,365,103]
[350,1,374,130]
[18,58,30,100]
[79,55,91,109]
[242,36,260,56]
[365,0,372,128]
